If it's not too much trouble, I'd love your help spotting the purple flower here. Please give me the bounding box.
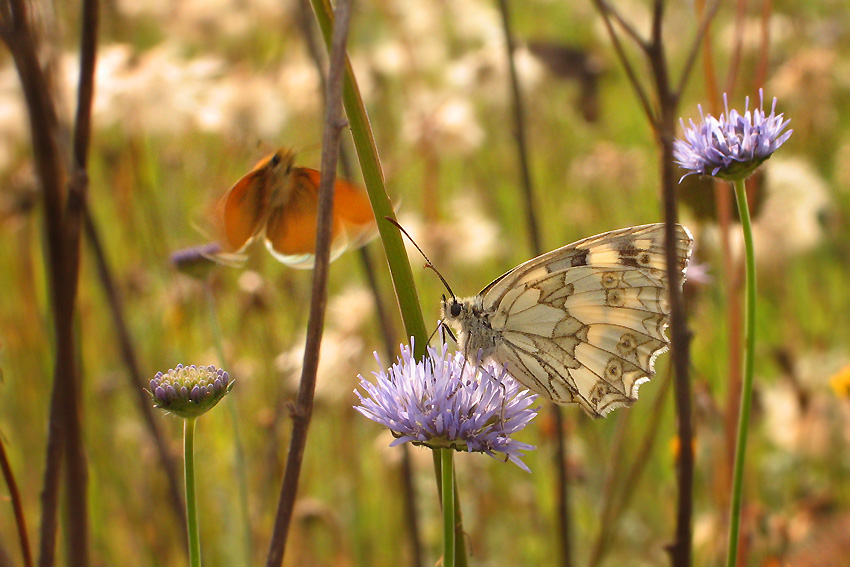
[355,339,540,472]
[148,364,234,418]
[674,89,792,181]
[170,243,222,280]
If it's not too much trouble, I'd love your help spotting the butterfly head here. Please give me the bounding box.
[255,148,295,174]
[440,294,499,361]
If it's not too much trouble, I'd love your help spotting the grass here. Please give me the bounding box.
[1,1,850,566]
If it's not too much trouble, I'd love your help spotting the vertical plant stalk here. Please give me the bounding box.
[309,0,470,564]
[0,437,34,567]
[432,452,468,567]
[658,104,694,567]
[183,418,201,567]
[265,0,353,564]
[1,0,99,564]
[83,210,188,538]
[293,4,423,560]
[204,283,253,567]
[494,1,571,564]
[309,0,429,353]
[726,178,756,567]
[590,2,720,565]
[495,0,541,255]
[441,450,456,567]
[697,0,739,505]
[62,2,99,564]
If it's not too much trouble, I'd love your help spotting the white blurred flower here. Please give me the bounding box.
[275,59,322,115]
[770,48,840,143]
[327,286,375,336]
[276,330,365,406]
[569,141,648,191]
[444,193,502,265]
[64,42,291,139]
[0,67,28,171]
[276,285,376,405]
[763,350,848,457]
[702,157,831,267]
[750,158,830,266]
[115,0,289,39]
[196,70,288,141]
[718,14,793,52]
[402,92,484,155]
[397,193,502,268]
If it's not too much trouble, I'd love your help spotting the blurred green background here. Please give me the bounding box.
[2,0,850,565]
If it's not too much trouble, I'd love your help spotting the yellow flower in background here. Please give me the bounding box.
[829,365,850,398]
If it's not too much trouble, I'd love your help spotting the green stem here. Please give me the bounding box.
[184,417,201,567]
[441,449,455,567]
[308,0,428,357]
[726,177,757,567]
[204,283,253,567]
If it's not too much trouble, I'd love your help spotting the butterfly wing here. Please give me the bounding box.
[481,224,693,417]
[264,168,375,269]
[217,152,288,253]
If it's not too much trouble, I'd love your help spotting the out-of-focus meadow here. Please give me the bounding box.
[2,0,850,566]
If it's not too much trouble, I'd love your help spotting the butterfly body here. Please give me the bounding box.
[217,148,376,268]
[441,223,693,417]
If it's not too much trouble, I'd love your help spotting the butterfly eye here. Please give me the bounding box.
[450,302,461,318]
[270,153,282,167]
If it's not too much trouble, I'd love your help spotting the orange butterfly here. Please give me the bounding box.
[215,148,376,269]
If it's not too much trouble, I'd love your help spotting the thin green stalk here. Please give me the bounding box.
[441,449,455,567]
[726,177,756,567]
[184,417,201,567]
[308,0,429,356]
[432,452,468,567]
[308,4,468,565]
[204,283,252,567]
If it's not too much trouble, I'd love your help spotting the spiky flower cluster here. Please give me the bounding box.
[355,339,539,472]
[674,89,792,181]
[148,364,233,418]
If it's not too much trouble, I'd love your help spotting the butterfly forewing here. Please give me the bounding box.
[474,223,693,417]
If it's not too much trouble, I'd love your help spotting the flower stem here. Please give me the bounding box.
[441,449,455,567]
[726,177,757,567]
[184,417,201,567]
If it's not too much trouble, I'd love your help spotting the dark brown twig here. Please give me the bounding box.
[265,1,353,565]
[496,0,541,256]
[675,0,723,100]
[494,1,571,565]
[294,2,424,562]
[60,2,99,565]
[587,0,723,565]
[593,0,656,125]
[0,1,83,565]
[82,209,188,539]
[0,436,34,567]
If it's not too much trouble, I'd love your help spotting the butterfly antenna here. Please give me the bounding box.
[384,217,456,298]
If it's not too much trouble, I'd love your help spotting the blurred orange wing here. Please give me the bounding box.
[264,168,375,268]
[219,167,271,252]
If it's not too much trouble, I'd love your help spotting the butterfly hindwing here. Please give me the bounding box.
[264,167,375,268]
[479,223,693,417]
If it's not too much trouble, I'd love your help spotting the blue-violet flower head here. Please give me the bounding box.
[355,338,540,472]
[674,89,792,181]
[148,364,234,419]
